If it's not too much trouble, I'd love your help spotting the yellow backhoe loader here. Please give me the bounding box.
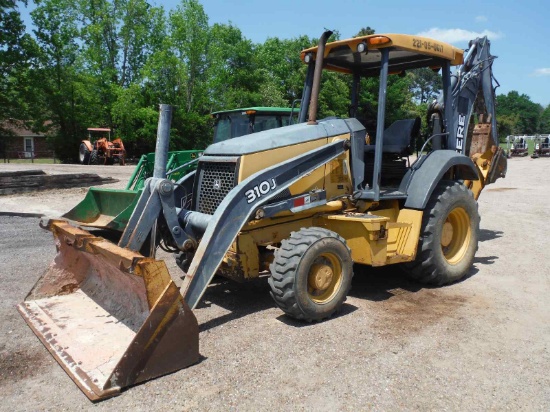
[18,31,507,401]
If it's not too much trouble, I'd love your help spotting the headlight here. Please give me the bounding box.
[356,42,367,53]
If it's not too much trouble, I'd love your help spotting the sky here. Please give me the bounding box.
[19,0,550,107]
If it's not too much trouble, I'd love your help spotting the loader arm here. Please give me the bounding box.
[180,139,349,309]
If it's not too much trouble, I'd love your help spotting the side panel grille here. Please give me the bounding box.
[196,161,237,215]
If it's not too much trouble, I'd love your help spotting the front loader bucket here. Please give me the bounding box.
[17,219,199,401]
[62,188,142,231]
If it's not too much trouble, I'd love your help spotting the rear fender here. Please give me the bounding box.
[82,140,93,152]
[401,150,478,210]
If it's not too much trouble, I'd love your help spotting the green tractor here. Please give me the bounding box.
[63,107,298,231]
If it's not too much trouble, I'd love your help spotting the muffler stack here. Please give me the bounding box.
[17,219,199,401]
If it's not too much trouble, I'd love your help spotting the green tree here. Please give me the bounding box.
[207,23,262,110]
[169,0,210,113]
[355,26,375,37]
[497,113,520,140]
[111,83,159,154]
[78,0,166,127]
[141,46,184,106]
[256,35,315,106]
[408,68,442,104]
[163,0,212,149]
[117,0,216,152]
[0,0,38,128]
[538,105,550,133]
[109,3,168,153]
[496,91,542,136]
[118,0,165,86]
[317,72,350,118]
[31,0,88,160]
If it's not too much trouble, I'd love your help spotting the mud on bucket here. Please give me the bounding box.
[17,219,199,401]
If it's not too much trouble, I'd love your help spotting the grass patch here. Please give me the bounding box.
[4,158,57,164]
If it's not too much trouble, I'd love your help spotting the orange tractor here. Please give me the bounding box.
[79,127,126,165]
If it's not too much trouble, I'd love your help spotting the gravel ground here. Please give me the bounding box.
[0,158,549,411]
[0,163,130,216]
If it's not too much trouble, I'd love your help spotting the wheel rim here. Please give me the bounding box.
[441,207,471,265]
[307,252,343,304]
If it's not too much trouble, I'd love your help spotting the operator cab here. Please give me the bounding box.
[212,107,298,144]
[299,34,465,201]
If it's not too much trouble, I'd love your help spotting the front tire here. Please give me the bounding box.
[268,228,353,322]
[403,181,479,285]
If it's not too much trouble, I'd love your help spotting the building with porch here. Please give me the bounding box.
[1,120,50,160]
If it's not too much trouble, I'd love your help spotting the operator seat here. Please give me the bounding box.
[364,117,421,156]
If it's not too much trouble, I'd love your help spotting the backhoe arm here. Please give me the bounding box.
[429,36,507,197]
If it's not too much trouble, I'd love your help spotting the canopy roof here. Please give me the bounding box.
[87,128,111,132]
[301,34,464,76]
[211,107,294,116]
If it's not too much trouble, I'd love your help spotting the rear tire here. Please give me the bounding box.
[79,144,90,164]
[89,150,99,165]
[268,227,353,322]
[403,181,479,285]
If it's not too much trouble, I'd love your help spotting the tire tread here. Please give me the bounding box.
[268,227,353,322]
[403,181,479,285]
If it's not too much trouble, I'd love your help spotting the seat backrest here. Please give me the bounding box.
[364,117,420,156]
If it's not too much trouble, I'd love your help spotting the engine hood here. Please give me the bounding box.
[203,118,364,156]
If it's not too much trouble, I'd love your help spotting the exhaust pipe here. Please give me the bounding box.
[307,30,333,125]
[153,104,173,179]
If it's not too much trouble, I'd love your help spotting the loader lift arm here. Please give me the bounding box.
[181,140,349,309]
